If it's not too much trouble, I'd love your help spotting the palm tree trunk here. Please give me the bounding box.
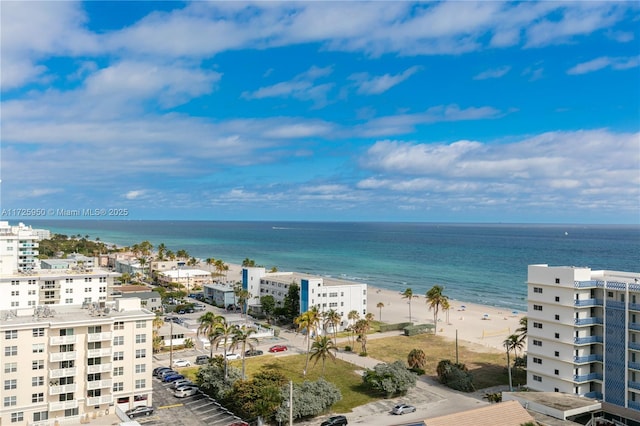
[304,333,311,376]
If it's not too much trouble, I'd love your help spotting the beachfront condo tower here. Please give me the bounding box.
[527,264,640,423]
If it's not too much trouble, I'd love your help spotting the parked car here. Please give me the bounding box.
[172,359,191,367]
[163,373,185,383]
[245,349,264,357]
[195,355,210,365]
[320,415,348,426]
[125,406,154,419]
[172,379,194,389]
[391,404,416,415]
[269,345,288,353]
[159,370,177,380]
[153,367,171,377]
[225,353,241,360]
[174,386,199,398]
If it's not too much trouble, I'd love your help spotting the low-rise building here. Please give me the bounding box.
[202,283,236,308]
[156,269,211,291]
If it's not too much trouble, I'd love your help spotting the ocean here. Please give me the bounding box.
[25,220,640,311]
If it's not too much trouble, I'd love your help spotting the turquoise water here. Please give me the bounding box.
[27,220,640,311]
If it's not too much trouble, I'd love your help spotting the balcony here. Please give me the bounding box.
[574,354,603,363]
[49,400,78,412]
[574,298,603,307]
[50,335,77,345]
[630,323,640,332]
[583,391,603,399]
[630,342,640,351]
[573,373,603,382]
[630,303,640,312]
[88,347,113,358]
[50,367,77,379]
[629,400,640,411]
[86,395,113,406]
[87,363,112,374]
[19,242,39,248]
[574,317,604,326]
[629,362,640,371]
[87,379,113,390]
[575,280,599,288]
[49,383,77,395]
[50,351,77,362]
[87,331,112,342]
[574,336,603,345]
[629,381,640,391]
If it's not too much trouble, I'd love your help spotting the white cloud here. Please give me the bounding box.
[350,66,422,95]
[567,56,640,75]
[125,190,146,200]
[473,66,511,80]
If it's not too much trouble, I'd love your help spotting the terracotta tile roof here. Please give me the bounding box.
[425,400,535,426]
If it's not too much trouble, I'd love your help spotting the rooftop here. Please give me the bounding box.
[263,271,367,287]
[424,400,535,426]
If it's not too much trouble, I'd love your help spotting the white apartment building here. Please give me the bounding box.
[243,267,367,330]
[0,221,41,275]
[0,298,154,426]
[527,264,640,422]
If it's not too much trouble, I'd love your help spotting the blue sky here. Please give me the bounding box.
[1,1,639,223]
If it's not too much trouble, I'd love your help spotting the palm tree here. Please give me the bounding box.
[229,326,258,379]
[197,312,224,358]
[401,288,418,322]
[295,307,321,376]
[515,316,528,347]
[166,250,176,260]
[376,302,384,321]
[347,310,360,348]
[407,348,426,370]
[310,335,338,377]
[442,298,451,324]
[237,289,251,318]
[210,321,236,380]
[157,243,166,260]
[324,309,341,342]
[426,285,448,335]
[152,315,164,353]
[503,334,522,391]
[354,318,371,354]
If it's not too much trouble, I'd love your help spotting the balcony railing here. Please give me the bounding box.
[573,373,603,382]
[49,383,77,395]
[574,317,604,326]
[630,303,640,312]
[50,351,77,362]
[87,331,112,342]
[583,391,603,399]
[574,298,603,307]
[628,381,640,391]
[50,367,77,379]
[87,347,113,358]
[629,342,640,351]
[629,400,640,411]
[574,354,603,363]
[630,323,640,332]
[574,336,604,345]
[50,335,77,345]
[87,363,112,374]
[49,400,78,412]
[86,395,113,406]
[87,379,113,390]
[629,362,640,371]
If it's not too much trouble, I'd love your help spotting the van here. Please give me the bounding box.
[195,355,210,365]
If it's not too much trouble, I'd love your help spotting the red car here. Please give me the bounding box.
[269,345,288,353]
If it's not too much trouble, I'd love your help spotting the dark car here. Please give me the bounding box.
[125,406,154,419]
[164,374,185,383]
[195,355,210,365]
[320,415,348,426]
[245,349,264,357]
[153,366,171,376]
[154,368,173,378]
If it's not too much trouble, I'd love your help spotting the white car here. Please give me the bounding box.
[172,379,194,389]
[225,353,241,360]
[174,386,198,398]
[172,359,191,367]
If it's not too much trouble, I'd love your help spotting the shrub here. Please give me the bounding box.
[436,359,475,392]
[362,361,418,398]
[378,322,413,332]
[403,324,434,336]
[274,379,342,423]
[359,351,368,357]
[344,345,352,352]
[407,349,426,370]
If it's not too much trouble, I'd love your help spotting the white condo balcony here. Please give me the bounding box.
[86,395,113,406]
[87,379,112,390]
[49,400,78,412]
[50,335,77,345]
[50,367,77,379]
[49,383,77,395]
[87,363,112,374]
[50,351,77,362]
[87,331,112,342]
[87,347,113,358]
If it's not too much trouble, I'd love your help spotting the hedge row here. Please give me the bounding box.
[378,322,414,332]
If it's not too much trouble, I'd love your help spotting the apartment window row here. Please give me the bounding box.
[11,412,24,423]
[533,305,543,311]
[533,322,542,329]
[4,396,16,407]
[32,360,44,370]
[5,346,17,356]
[533,340,542,346]
[5,330,17,340]
[533,357,542,364]
[32,392,44,403]
[5,362,17,373]
[32,376,44,387]
[532,375,542,382]
[5,379,17,390]
[533,287,543,293]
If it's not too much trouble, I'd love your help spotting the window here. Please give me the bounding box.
[533,375,542,382]
[87,341,101,350]
[135,349,146,359]
[66,278,73,283]
[533,357,542,364]
[113,382,124,392]
[32,376,44,386]
[87,389,102,398]
[11,412,24,423]
[59,392,74,401]
[65,288,73,294]
[32,343,44,353]
[113,336,124,346]
[65,298,73,304]
[533,322,542,329]
[32,392,44,403]
[555,351,560,357]
[114,321,125,330]
[555,333,560,339]
[33,412,48,422]
[5,362,17,373]
[64,408,79,417]
[60,360,75,369]
[555,296,560,302]
[4,396,16,407]
[84,288,91,292]
[5,379,17,390]
[87,373,101,382]
[60,344,74,352]
[533,287,543,293]
[5,346,17,356]
[32,360,44,370]
[555,278,560,284]
[135,334,146,344]
[554,369,559,375]
[135,379,146,389]
[113,366,124,376]
[114,352,124,361]
[136,320,146,329]
[555,314,560,320]
[5,330,17,340]
[59,328,74,336]
[533,305,542,311]
[99,287,106,293]
[59,377,74,385]
[88,326,102,334]
[10,301,19,307]
[533,340,542,346]
[135,364,146,373]
[85,277,92,282]
[87,357,101,366]
[10,290,19,296]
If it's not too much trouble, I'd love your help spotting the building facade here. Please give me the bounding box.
[527,264,640,421]
[242,268,367,330]
[0,298,154,426]
[0,221,41,275]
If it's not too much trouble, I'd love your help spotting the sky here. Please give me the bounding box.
[1,1,639,224]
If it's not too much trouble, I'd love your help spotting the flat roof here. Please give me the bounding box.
[161,269,211,278]
[263,271,367,287]
[503,392,600,412]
